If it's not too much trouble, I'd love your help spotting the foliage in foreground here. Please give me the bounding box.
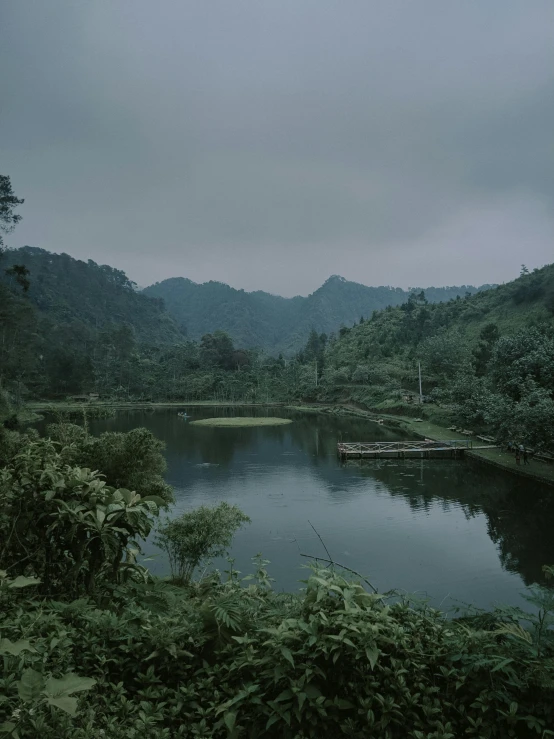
[1,564,554,738]
[1,425,554,737]
[0,436,164,596]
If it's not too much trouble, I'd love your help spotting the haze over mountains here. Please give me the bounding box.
[1,247,498,356]
[144,275,494,354]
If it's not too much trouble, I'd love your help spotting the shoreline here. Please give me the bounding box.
[288,402,554,488]
[24,399,554,487]
[26,400,287,412]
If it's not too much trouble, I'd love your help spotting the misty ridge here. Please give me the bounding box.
[143,274,496,354]
[3,246,494,355]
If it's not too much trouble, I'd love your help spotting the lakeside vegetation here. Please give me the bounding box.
[2,173,553,460]
[2,173,554,735]
[1,420,554,737]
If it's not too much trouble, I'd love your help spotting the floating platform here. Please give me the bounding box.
[337,439,477,460]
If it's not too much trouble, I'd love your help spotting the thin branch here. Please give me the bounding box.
[307,520,334,564]
[300,552,378,594]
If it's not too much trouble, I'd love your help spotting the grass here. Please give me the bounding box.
[398,416,554,486]
[190,417,293,427]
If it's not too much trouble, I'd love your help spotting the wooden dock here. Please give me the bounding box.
[337,439,477,460]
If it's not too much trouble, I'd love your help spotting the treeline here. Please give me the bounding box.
[2,172,554,452]
[319,272,554,450]
[144,272,491,355]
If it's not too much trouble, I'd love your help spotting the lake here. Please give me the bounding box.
[61,407,554,610]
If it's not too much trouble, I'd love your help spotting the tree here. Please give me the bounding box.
[420,328,470,379]
[156,502,250,584]
[4,264,30,292]
[473,322,500,377]
[200,331,236,370]
[0,174,24,249]
[489,328,554,401]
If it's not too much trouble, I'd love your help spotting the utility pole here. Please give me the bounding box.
[418,361,423,404]
[315,360,318,387]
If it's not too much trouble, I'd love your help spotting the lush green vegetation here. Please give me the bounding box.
[1,171,554,458]
[2,161,554,734]
[2,423,554,738]
[319,274,554,452]
[144,274,490,355]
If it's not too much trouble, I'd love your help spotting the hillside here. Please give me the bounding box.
[1,247,183,345]
[144,274,492,354]
[0,247,184,398]
[320,263,554,446]
[325,263,554,373]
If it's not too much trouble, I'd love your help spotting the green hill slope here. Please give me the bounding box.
[1,247,182,345]
[144,274,492,354]
[321,264,554,447]
[325,264,554,372]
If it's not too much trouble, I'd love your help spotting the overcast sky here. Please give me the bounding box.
[1,1,553,296]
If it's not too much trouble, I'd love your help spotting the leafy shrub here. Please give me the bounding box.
[2,565,554,737]
[48,424,174,504]
[156,502,250,584]
[0,439,162,595]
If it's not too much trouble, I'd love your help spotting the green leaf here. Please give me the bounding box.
[44,674,96,696]
[0,638,36,656]
[280,647,294,667]
[304,683,322,700]
[491,657,514,673]
[273,689,293,703]
[336,698,354,710]
[223,711,236,731]
[46,696,78,716]
[8,576,41,589]
[266,714,280,730]
[0,722,17,734]
[17,668,45,702]
[365,646,380,670]
[142,495,165,506]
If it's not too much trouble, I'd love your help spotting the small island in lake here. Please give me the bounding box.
[190,417,292,427]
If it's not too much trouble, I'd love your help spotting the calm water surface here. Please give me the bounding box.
[76,408,554,609]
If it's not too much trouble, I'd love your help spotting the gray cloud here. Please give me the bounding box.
[1,0,553,295]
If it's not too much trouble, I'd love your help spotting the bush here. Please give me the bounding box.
[2,565,554,738]
[156,502,250,584]
[0,438,163,595]
[48,424,174,504]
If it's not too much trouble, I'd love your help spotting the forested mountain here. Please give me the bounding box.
[0,245,184,400]
[144,274,492,354]
[1,247,182,345]
[320,263,554,449]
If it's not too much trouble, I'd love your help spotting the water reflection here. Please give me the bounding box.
[55,407,554,607]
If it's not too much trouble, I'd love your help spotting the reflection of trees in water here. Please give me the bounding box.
[90,410,554,588]
[485,488,554,587]
[342,458,554,587]
[286,414,408,464]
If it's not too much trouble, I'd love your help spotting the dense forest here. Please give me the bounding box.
[144,274,492,354]
[319,266,554,450]
[1,171,554,453]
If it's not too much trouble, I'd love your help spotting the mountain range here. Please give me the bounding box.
[143,275,494,354]
[3,246,495,355]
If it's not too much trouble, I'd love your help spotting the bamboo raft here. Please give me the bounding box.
[337,439,481,460]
